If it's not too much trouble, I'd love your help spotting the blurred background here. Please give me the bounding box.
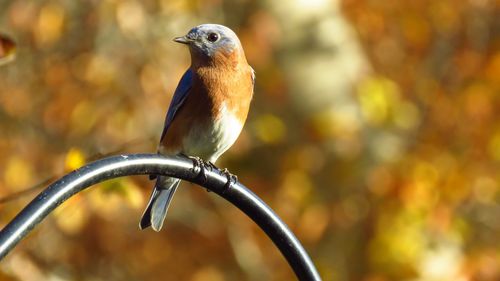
[0,0,499,280]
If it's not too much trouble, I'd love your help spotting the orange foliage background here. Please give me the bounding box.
[0,0,499,280]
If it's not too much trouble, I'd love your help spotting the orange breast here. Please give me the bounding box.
[160,51,254,155]
[196,62,253,123]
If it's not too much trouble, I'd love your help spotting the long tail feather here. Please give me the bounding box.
[139,177,180,231]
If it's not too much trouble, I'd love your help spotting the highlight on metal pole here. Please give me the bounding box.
[0,154,321,281]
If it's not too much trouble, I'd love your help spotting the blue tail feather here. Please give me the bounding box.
[139,177,180,231]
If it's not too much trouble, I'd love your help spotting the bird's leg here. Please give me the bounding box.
[178,152,200,171]
[222,168,238,191]
[188,156,208,182]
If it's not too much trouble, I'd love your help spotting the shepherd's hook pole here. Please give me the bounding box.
[0,154,321,281]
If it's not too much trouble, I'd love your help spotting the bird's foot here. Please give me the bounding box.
[189,156,206,182]
[222,168,238,192]
[189,156,214,183]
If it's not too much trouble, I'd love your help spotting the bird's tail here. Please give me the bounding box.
[139,176,180,231]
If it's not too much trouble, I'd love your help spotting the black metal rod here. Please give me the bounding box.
[0,154,321,281]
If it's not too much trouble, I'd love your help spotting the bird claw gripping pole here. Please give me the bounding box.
[221,168,238,193]
[188,156,213,182]
[0,154,322,281]
[188,156,238,193]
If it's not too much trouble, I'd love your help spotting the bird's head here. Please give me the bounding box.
[174,24,245,66]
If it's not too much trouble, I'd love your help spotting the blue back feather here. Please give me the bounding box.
[159,69,193,141]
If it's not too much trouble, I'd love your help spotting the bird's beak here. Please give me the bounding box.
[173,36,191,45]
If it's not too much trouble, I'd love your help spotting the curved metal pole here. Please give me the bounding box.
[0,154,321,281]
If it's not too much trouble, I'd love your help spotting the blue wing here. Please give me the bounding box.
[159,69,193,142]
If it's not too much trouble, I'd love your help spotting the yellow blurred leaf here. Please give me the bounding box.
[122,179,145,208]
[70,100,99,135]
[370,209,426,273]
[88,178,144,219]
[253,114,286,144]
[65,148,86,171]
[357,76,399,126]
[3,156,33,190]
[394,101,420,130]
[101,178,144,209]
[35,3,65,46]
[280,169,313,205]
[53,195,88,234]
[311,106,360,140]
[412,161,439,187]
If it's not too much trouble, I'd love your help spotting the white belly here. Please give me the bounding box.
[183,105,243,162]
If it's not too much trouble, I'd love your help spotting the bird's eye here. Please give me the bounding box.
[207,33,219,42]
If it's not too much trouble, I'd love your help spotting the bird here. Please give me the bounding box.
[139,24,255,231]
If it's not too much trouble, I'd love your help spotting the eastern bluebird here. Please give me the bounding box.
[139,24,254,231]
